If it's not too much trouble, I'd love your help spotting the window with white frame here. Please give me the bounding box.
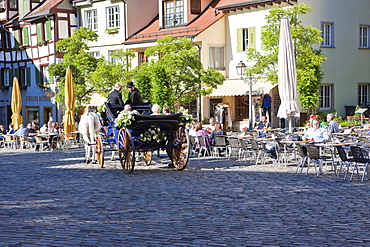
[209,47,225,70]
[19,68,27,86]
[106,6,120,29]
[319,84,333,109]
[1,69,10,86]
[86,9,98,31]
[360,25,370,48]
[321,22,334,47]
[108,50,116,63]
[40,65,49,85]
[88,51,100,58]
[164,0,184,28]
[358,83,370,107]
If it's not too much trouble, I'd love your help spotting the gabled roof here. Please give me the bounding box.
[23,0,65,20]
[124,0,228,45]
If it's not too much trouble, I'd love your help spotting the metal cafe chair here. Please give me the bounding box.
[197,136,211,157]
[295,144,308,173]
[335,145,355,180]
[213,135,228,158]
[349,146,370,182]
[305,145,333,177]
[227,137,240,160]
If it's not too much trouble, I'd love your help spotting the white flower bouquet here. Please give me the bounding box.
[115,110,135,127]
[178,107,193,124]
[140,125,167,144]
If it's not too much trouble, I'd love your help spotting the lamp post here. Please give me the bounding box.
[236,61,253,130]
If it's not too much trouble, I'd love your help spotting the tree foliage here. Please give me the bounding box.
[48,27,99,109]
[246,3,326,112]
[88,49,135,98]
[134,36,225,109]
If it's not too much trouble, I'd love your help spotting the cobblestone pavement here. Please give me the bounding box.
[0,148,370,246]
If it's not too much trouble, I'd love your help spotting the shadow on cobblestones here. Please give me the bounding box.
[1,148,370,246]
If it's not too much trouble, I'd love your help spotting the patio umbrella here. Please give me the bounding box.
[11,77,23,131]
[277,17,300,132]
[63,66,76,134]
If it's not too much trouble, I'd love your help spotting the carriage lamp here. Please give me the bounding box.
[236,61,253,130]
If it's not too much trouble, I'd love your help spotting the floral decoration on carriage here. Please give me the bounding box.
[139,125,167,144]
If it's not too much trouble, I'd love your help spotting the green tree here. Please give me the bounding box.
[88,49,135,98]
[48,27,99,109]
[246,3,326,112]
[135,36,225,109]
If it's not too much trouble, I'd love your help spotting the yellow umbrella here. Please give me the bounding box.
[64,67,76,134]
[11,77,23,131]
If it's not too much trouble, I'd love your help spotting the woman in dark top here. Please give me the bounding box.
[209,122,226,146]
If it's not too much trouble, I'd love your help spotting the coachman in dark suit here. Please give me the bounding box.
[125,81,143,106]
[108,83,125,116]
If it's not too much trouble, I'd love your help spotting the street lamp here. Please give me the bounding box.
[236,61,253,130]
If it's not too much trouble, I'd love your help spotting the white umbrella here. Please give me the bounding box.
[277,17,300,132]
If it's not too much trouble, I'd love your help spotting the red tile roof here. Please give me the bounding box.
[24,0,65,20]
[217,0,296,11]
[124,0,228,45]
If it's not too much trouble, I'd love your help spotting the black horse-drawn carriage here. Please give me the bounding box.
[95,102,190,173]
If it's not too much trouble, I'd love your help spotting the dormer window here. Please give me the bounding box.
[164,0,184,28]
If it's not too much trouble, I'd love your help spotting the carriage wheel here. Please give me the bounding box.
[143,150,153,166]
[117,127,135,173]
[171,125,190,170]
[95,134,104,168]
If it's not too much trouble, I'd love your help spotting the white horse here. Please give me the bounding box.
[79,111,101,164]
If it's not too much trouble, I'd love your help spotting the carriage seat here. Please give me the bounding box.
[131,101,152,115]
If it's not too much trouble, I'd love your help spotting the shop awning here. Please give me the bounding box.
[206,79,276,97]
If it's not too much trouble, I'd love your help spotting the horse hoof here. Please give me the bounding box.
[92,160,97,164]
[85,159,91,164]
[111,157,115,161]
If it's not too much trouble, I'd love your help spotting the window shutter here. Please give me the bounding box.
[237,28,243,52]
[45,20,52,41]
[26,67,31,86]
[35,66,41,85]
[36,23,43,42]
[22,27,29,46]
[14,30,20,47]
[248,27,256,49]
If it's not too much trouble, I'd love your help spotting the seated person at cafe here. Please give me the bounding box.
[15,124,30,137]
[0,124,5,143]
[326,113,339,134]
[27,123,38,143]
[207,117,216,133]
[196,122,211,150]
[304,118,329,143]
[256,116,271,130]
[209,122,226,146]
[40,123,48,134]
[0,124,6,135]
[8,124,15,134]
